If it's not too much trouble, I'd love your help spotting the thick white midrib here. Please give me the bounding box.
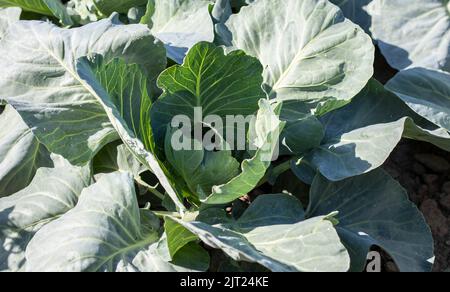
[270,50,306,94]
[32,31,186,213]
[3,216,59,234]
[79,74,186,213]
[176,218,292,272]
[267,13,363,97]
[90,233,160,272]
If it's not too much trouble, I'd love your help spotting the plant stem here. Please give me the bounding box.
[136,177,165,200]
[153,211,182,218]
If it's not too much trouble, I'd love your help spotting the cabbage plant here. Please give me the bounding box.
[0,0,447,272]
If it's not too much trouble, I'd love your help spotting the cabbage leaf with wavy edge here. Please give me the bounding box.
[0,21,129,164]
[0,16,185,211]
[91,58,155,147]
[141,0,214,63]
[151,41,268,204]
[88,59,173,196]
[75,56,186,212]
[25,172,197,272]
[164,127,240,201]
[203,100,285,205]
[217,0,374,114]
[232,0,373,33]
[279,101,324,155]
[151,41,264,147]
[367,0,450,71]
[0,16,166,165]
[156,236,210,271]
[163,217,199,258]
[0,106,53,197]
[307,169,434,272]
[172,194,350,272]
[386,68,450,132]
[292,80,450,183]
[0,156,91,272]
[162,98,285,205]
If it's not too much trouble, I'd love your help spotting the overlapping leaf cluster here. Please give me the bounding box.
[0,0,446,272]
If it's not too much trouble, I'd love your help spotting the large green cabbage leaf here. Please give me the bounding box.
[217,0,375,114]
[307,169,434,272]
[367,0,450,70]
[292,80,450,183]
[0,156,91,271]
[141,0,215,63]
[0,106,53,197]
[25,172,202,271]
[172,194,350,272]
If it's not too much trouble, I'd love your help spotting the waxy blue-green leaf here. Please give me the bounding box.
[212,0,231,24]
[0,156,91,272]
[367,0,450,70]
[292,80,450,182]
[0,16,165,165]
[141,0,215,63]
[174,194,350,272]
[164,127,240,200]
[91,58,156,148]
[89,58,176,200]
[167,242,210,271]
[151,41,265,147]
[211,0,232,44]
[279,101,324,155]
[217,0,375,114]
[93,142,146,177]
[0,106,53,197]
[307,169,434,272]
[0,16,184,211]
[163,217,198,258]
[0,7,20,38]
[156,233,210,271]
[76,55,186,212]
[25,172,191,272]
[87,57,163,196]
[203,100,286,205]
[386,68,450,132]
[92,142,161,197]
